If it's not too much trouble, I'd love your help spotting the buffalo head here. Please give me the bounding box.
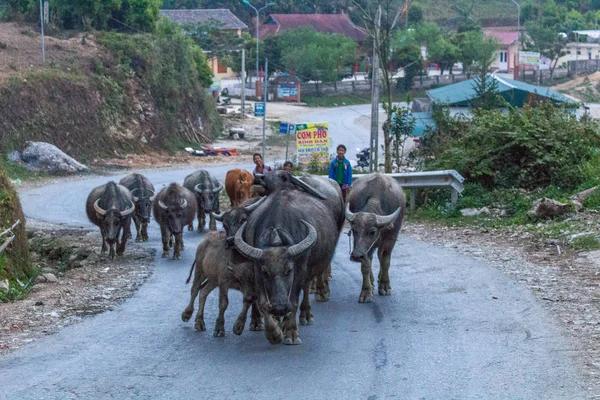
[234,220,317,316]
[194,181,223,212]
[158,198,188,235]
[212,196,266,248]
[94,199,135,244]
[345,203,401,262]
[257,171,327,200]
[131,188,155,223]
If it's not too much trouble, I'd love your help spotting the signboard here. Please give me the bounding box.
[254,102,265,117]
[539,56,551,70]
[279,122,295,135]
[295,122,329,165]
[277,84,299,102]
[519,51,541,68]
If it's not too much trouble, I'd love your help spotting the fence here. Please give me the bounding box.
[569,59,600,77]
[0,219,21,254]
[517,68,569,84]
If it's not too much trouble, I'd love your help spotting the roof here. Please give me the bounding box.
[258,14,367,41]
[426,75,577,107]
[483,29,518,46]
[159,9,248,30]
[573,30,600,40]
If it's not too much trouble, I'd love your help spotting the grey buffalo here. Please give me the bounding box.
[345,173,405,303]
[183,170,223,232]
[153,183,197,260]
[119,173,155,242]
[85,181,135,259]
[212,196,267,248]
[235,189,339,345]
[181,231,262,336]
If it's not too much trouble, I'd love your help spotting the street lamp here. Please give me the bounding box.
[511,0,521,50]
[242,1,274,88]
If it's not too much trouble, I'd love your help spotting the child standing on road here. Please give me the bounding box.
[328,144,352,202]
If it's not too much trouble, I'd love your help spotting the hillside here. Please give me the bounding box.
[0,22,222,164]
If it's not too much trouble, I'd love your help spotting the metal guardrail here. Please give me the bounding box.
[0,219,21,254]
[353,170,465,210]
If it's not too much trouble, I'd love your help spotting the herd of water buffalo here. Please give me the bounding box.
[85,168,406,345]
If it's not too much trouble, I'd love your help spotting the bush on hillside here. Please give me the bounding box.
[3,0,161,31]
[422,102,600,190]
[0,165,32,286]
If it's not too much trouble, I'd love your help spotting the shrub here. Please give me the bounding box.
[423,102,600,190]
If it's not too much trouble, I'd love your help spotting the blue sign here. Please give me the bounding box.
[279,122,296,135]
[255,102,265,117]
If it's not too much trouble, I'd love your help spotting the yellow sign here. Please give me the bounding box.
[295,122,329,165]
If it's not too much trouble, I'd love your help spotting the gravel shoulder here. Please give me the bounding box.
[404,222,600,393]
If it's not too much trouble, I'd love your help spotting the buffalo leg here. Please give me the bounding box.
[100,231,108,256]
[314,268,330,302]
[141,222,149,242]
[182,267,205,322]
[263,313,283,344]
[282,283,303,345]
[194,281,217,331]
[377,245,393,296]
[249,303,264,331]
[173,233,183,260]
[233,300,252,335]
[359,252,375,303]
[160,225,171,258]
[133,216,142,242]
[299,281,314,325]
[214,285,229,337]
[109,243,116,260]
[117,223,130,256]
[208,213,217,231]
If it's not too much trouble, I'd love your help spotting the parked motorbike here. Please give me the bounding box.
[355,147,370,168]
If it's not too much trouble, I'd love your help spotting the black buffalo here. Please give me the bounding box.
[85,181,135,259]
[345,173,405,303]
[183,170,223,232]
[153,183,197,259]
[119,173,155,242]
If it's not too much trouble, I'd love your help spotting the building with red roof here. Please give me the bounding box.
[483,28,519,72]
[257,14,368,42]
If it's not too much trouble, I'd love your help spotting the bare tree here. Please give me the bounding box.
[353,0,405,173]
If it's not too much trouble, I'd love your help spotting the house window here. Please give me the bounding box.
[217,59,228,73]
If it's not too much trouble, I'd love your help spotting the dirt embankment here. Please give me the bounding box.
[0,23,220,164]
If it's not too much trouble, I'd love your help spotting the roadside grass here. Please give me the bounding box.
[302,90,420,108]
[405,183,600,252]
[0,153,49,181]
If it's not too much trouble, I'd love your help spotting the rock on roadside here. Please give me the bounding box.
[15,141,90,174]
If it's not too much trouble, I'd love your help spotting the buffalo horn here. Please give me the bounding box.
[180,198,188,209]
[234,222,264,261]
[212,182,224,193]
[375,207,401,227]
[211,212,224,222]
[148,189,155,201]
[130,188,139,194]
[243,196,267,212]
[287,220,317,258]
[120,201,136,217]
[158,200,169,210]
[132,196,139,202]
[93,199,107,216]
[194,183,204,193]
[345,202,356,222]
[290,176,327,200]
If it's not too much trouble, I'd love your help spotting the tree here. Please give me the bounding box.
[428,37,459,75]
[352,0,408,172]
[407,2,423,26]
[525,20,568,78]
[383,104,416,169]
[456,29,494,79]
[392,30,423,92]
[469,35,502,110]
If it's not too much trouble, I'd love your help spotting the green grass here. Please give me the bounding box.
[302,90,420,108]
[571,234,600,251]
[0,153,49,181]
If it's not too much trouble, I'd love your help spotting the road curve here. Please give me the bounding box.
[0,162,589,399]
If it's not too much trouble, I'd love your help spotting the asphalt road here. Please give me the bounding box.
[0,162,590,399]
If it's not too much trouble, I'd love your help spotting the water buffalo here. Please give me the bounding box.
[345,173,405,303]
[258,170,345,300]
[119,173,155,242]
[183,170,223,232]
[181,231,262,336]
[212,196,267,248]
[153,183,197,259]
[225,169,254,206]
[235,189,339,345]
[85,181,135,259]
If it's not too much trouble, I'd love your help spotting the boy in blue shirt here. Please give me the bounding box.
[329,144,352,202]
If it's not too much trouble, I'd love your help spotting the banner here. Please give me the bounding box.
[295,122,329,165]
[519,51,540,68]
[277,84,299,101]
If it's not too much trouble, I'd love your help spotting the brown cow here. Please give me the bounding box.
[225,169,254,206]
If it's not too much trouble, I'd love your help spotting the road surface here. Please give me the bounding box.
[0,108,590,399]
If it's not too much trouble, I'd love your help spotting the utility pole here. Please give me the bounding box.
[369,6,382,173]
[241,48,246,119]
[39,0,45,64]
[261,58,269,160]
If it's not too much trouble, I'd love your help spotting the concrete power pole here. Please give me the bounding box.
[241,48,246,119]
[369,6,382,173]
[261,58,269,160]
[39,0,45,64]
